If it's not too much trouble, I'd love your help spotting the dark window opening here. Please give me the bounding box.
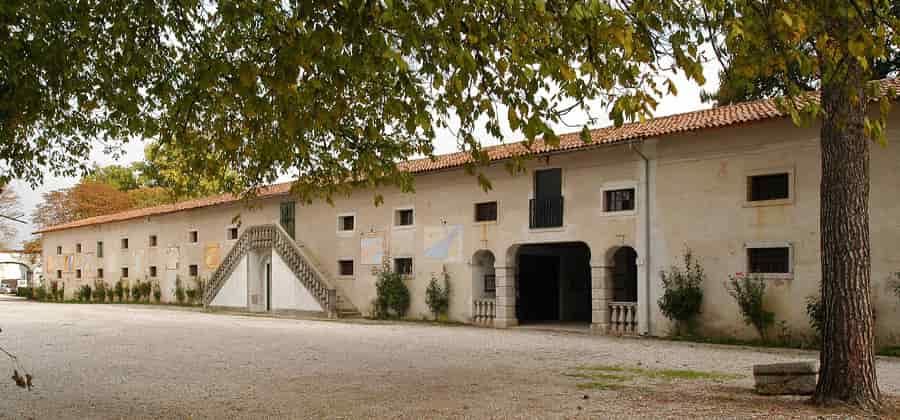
[97,241,104,258]
[121,238,129,249]
[149,266,157,277]
[748,247,790,273]
[149,235,157,247]
[121,267,129,278]
[396,209,414,226]
[280,201,296,239]
[339,215,355,231]
[483,274,496,293]
[474,202,498,222]
[56,246,62,255]
[189,264,198,277]
[76,269,82,279]
[748,173,789,201]
[605,188,636,212]
[338,260,354,276]
[531,168,564,228]
[97,268,104,279]
[189,231,198,243]
[228,227,239,240]
[75,243,82,253]
[56,270,62,279]
[394,258,413,276]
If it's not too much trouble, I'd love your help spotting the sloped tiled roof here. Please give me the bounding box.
[36,78,900,234]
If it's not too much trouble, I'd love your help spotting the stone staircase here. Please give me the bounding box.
[203,224,358,318]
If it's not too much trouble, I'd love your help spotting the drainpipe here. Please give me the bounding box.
[629,141,652,336]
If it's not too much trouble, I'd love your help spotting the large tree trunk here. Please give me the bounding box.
[813,61,881,409]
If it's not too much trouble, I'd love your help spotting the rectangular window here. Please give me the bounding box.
[189,230,198,243]
[228,227,239,240]
[56,270,62,279]
[748,173,790,202]
[97,268,104,279]
[149,266,157,277]
[280,201,296,239]
[76,269,82,279]
[149,235,158,247]
[189,264,198,277]
[121,238,129,249]
[474,201,498,222]
[395,209,414,226]
[531,168,564,228]
[483,274,496,294]
[605,188,636,212]
[748,247,790,274]
[338,215,355,232]
[394,257,413,276]
[338,260,354,276]
[75,243,82,253]
[56,246,62,255]
[121,267,129,278]
[97,241,104,258]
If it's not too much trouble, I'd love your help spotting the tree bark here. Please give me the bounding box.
[813,60,881,409]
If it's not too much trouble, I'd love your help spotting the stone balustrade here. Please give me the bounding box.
[609,302,637,334]
[473,299,496,325]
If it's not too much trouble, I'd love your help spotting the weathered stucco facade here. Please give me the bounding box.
[38,109,900,346]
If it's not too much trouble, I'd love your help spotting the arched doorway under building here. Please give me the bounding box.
[612,247,638,303]
[514,242,591,324]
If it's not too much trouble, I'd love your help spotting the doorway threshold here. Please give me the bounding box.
[514,321,592,334]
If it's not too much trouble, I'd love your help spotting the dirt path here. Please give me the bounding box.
[0,298,897,419]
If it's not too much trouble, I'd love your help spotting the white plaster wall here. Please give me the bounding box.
[271,250,322,312]
[211,256,247,308]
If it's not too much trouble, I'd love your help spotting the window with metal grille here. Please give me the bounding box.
[748,173,789,201]
[395,209,414,226]
[97,241,103,258]
[394,257,413,276]
[149,266,157,277]
[338,260,354,276]
[474,202,498,222]
[338,215,355,231]
[149,235,157,247]
[748,247,790,273]
[483,274,496,293]
[280,201,296,239]
[605,188,635,212]
[228,227,239,240]
[189,264,198,277]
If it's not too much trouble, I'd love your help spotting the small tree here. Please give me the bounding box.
[175,276,186,304]
[114,280,125,302]
[726,273,775,342]
[93,282,107,303]
[425,267,451,321]
[130,283,141,303]
[658,248,705,336]
[372,262,410,319]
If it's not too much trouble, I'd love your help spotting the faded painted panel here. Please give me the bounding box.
[424,224,463,262]
[360,234,385,265]
[204,243,221,269]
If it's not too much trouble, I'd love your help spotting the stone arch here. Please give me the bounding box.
[471,250,496,299]
[610,246,638,303]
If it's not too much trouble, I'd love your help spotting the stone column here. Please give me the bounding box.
[590,264,613,334]
[493,265,517,328]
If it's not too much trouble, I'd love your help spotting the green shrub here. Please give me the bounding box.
[78,284,91,302]
[185,288,197,303]
[16,287,33,299]
[372,262,410,319]
[131,283,141,302]
[57,283,65,301]
[94,282,107,303]
[175,277,186,304]
[152,282,161,303]
[50,282,59,301]
[425,268,451,320]
[805,293,824,343]
[726,274,775,342]
[657,248,705,335]
[195,277,206,304]
[115,280,125,302]
[893,272,900,301]
[140,281,152,301]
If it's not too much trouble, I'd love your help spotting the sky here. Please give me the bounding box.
[7,64,721,249]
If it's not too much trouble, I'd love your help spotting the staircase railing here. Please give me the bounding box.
[203,224,339,317]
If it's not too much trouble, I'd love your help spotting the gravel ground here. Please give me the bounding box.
[0,296,898,419]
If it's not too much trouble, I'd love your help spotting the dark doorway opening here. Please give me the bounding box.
[265,262,272,312]
[612,247,638,302]
[515,242,591,324]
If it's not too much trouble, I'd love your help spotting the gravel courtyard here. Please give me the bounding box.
[1,297,898,419]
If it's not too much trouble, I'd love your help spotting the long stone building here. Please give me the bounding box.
[37,81,900,346]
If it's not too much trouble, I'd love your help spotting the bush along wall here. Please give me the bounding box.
[658,247,705,336]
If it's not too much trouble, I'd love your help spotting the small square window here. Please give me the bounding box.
[97,268,104,279]
[149,235,158,247]
[394,257,413,276]
[149,266,158,277]
[474,202,498,222]
[189,264,198,277]
[189,231,199,243]
[76,269,82,279]
[605,188,635,212]
[395,209,414,226]
[56,270,62,279]
[338,260,354,276]
[97,241,104,258]
[121,238,129,249]
[121,267,129,278]
[748,173,789,202]
[75,243,82,253]
[338,215,355,232]
[748,247,790,274]
[56,246,62,255]
[228,227,239,240]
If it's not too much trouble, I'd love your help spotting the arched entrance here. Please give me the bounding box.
[612,247,638,303]
[514,242,591,324]
[472,250,496,299]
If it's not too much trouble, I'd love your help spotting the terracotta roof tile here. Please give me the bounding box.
[36,78,900,234]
